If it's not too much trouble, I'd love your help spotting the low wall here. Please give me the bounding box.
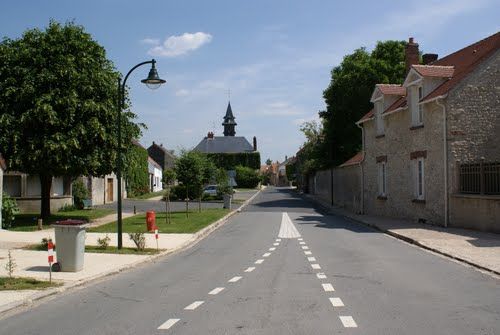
[308,165,361,213]
[15,196,73,213]
[450,194,500,233]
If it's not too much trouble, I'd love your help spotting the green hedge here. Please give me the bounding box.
[235,165,260,188]
[123,144,149,197]
[207,152,261,170]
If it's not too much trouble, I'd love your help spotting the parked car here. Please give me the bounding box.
[203,185,218,196]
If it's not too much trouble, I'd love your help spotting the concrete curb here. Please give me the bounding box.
[0,189,263,317]
[301,193,500,277]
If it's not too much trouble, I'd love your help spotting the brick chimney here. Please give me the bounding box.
[253,136,257,151]
[207,131,214,139]
[422,53,438,65]
[405,37,420,73]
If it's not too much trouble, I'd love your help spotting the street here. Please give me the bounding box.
[1,187,499,334]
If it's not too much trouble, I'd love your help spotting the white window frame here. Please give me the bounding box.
[418,86,424,124]
[414,158,425,200]
[378,162,387,196]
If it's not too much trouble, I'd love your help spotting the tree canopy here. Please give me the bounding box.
[0,21,141,218]
[320,40,406,165]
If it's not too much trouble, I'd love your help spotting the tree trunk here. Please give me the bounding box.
[40,174,52,220]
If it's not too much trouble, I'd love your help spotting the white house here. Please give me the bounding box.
[148,157,163,192]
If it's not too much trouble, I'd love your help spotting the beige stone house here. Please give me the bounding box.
[356,33,500,232]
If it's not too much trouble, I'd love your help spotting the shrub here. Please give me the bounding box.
[170,184,201,201]
[129,232,146,251]
[59,204,77,212]
[40,237,54,250]
[235,165,260,188]
[72,179,89,209]
[2,193,19,229]
[97,234,111,249]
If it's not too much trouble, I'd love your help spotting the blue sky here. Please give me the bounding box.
[1,0,498,163]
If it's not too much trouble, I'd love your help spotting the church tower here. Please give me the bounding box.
[222,101,237,136]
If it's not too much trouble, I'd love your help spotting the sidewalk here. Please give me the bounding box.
[305,194,500,276]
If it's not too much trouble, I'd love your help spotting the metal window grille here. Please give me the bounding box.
[459,162,500,195]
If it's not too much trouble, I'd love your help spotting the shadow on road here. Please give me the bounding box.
[294,214,378,234]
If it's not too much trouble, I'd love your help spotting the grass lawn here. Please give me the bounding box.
[10,209,114,232]
[24,244,161,255]
[0,277,62,291]
[129,190,165,200]
[88,208,229,234]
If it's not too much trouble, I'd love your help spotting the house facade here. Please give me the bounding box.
[148,157,163,192]
[147,142,176,171]
[79,173,125,206]
[2,172,72,212]
[357,33,500,232]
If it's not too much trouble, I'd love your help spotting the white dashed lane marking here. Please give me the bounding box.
[269,247,276,251]
[329,297,344,307]
[184,301,204,310]
[299,241,306,245]
[208,287,224,295]
[311,264,321,270]
[339,316,358,328]
[244,267,255,272]
[322,283,335,292]
[255,259,264,264]
[304,251,312,255]
[262,252,271,257]
[228,276,242,283]
[317,273,327,279]
[276,239,281,242]
[278,212,301,238]
[298,238,303,241]
[273,243,280,246]
[307,257,316,262]
[301,246,309,250]
[158,318,180,330]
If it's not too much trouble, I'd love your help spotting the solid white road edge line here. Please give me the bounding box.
[158,318,180,330]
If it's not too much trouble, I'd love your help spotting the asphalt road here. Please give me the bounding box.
[2,187,499,334]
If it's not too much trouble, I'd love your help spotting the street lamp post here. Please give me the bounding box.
[117,59,166,249]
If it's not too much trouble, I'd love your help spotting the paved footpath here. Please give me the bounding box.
[1,187,499,334]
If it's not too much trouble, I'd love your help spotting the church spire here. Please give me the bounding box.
[222,101,237,136]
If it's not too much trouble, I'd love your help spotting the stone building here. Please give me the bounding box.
[147,142,176,171]
[194,102,257,154]
[79,173,124,206]
[356,33,500,232]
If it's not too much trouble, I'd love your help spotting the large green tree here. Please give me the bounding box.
[0,21,140,218]
[321,40,407,165]
[174,151,205,217]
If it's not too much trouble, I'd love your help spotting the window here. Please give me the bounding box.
[378,162,387,196]
[414,158,425,200]
[459,161,500,195]
[418,86,424,124]
[375,102,384,136]
[411,85,424,126]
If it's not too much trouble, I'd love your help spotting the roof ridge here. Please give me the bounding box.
[433,31,500,65]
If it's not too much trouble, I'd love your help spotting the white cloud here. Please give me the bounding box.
[141,38,160,45]
[175,89,190,97]
[147,32,213,57]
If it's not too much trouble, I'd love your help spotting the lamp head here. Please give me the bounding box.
[141,59,166,90]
